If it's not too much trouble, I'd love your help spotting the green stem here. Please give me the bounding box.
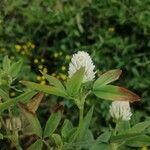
[43,140,51,150]
[111,122,119,150]
[111,143,118,150]
[79,105,84,128]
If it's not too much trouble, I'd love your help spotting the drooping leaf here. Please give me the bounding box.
[27,140,43,150]
[8,59,23,78]
[93,85,140,102]
[27,92,44,113]
[20,80,67,98]
[61,119,73,139]
[52,134,63,147]
[0,91,37,113]
[41,71,65,91]
[44,110,62,138]
[19,103,42,137]
[66,67,85,97]
[93,69,122,88]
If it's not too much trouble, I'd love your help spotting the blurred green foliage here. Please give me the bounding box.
[0,0,149,141]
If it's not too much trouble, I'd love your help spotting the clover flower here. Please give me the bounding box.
[68,51,95,82]
[109,101,132,121]
[6,117,22,130]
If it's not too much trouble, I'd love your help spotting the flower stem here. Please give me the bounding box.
[79,105,84,128]
[111,143,118,150]
[111,122,119,150]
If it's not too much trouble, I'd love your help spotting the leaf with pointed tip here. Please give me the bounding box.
[0,91,37,113]
[126,135,150,147]
[52,134,63,147]
[8,59,23,78]
[44,111,62,138]
[19,103,42,137]
[93,69,122,88]
[61,119,73,139]
[3,56,11,71]
[0,88,9,101]
[110,133,143,143]
[66,67,85,97]
[20,81,67,98]
[41,71,65,91]
[126,121,150,134]
[93,85,140,102]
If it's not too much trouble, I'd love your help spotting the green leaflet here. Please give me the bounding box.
[20,81,67,98]
[66,67,85,97]
[93,85,140,102]
[93,69,122,88]
[44,111,62,138]
[8,59,23,78]
[41,71,66,92]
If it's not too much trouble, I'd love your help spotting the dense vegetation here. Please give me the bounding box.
[0,0,149,149]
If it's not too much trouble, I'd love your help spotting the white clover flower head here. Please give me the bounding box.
[68,51,95,83]
[6,117,22,130]
[109,101,132,121]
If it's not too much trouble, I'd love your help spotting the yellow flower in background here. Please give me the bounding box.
[42,76,45,80]
[59,73,67,80]
[54,52,59,58]
[51,73,56,77]
[31,44,35,49]
[61,66,66,71]
[21,51,25,55]
[108,27,115,32]
[15,45,21,52]
[27,42,32,47]
[41,58,45,63]
[22,44,28,50]
[141,146,148,150]
[43,67,48,73]
[65,55,71,60]
[34,59,39,64]
[40,80,46,85]
[37,76,41,81]
[38,65,43,69]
